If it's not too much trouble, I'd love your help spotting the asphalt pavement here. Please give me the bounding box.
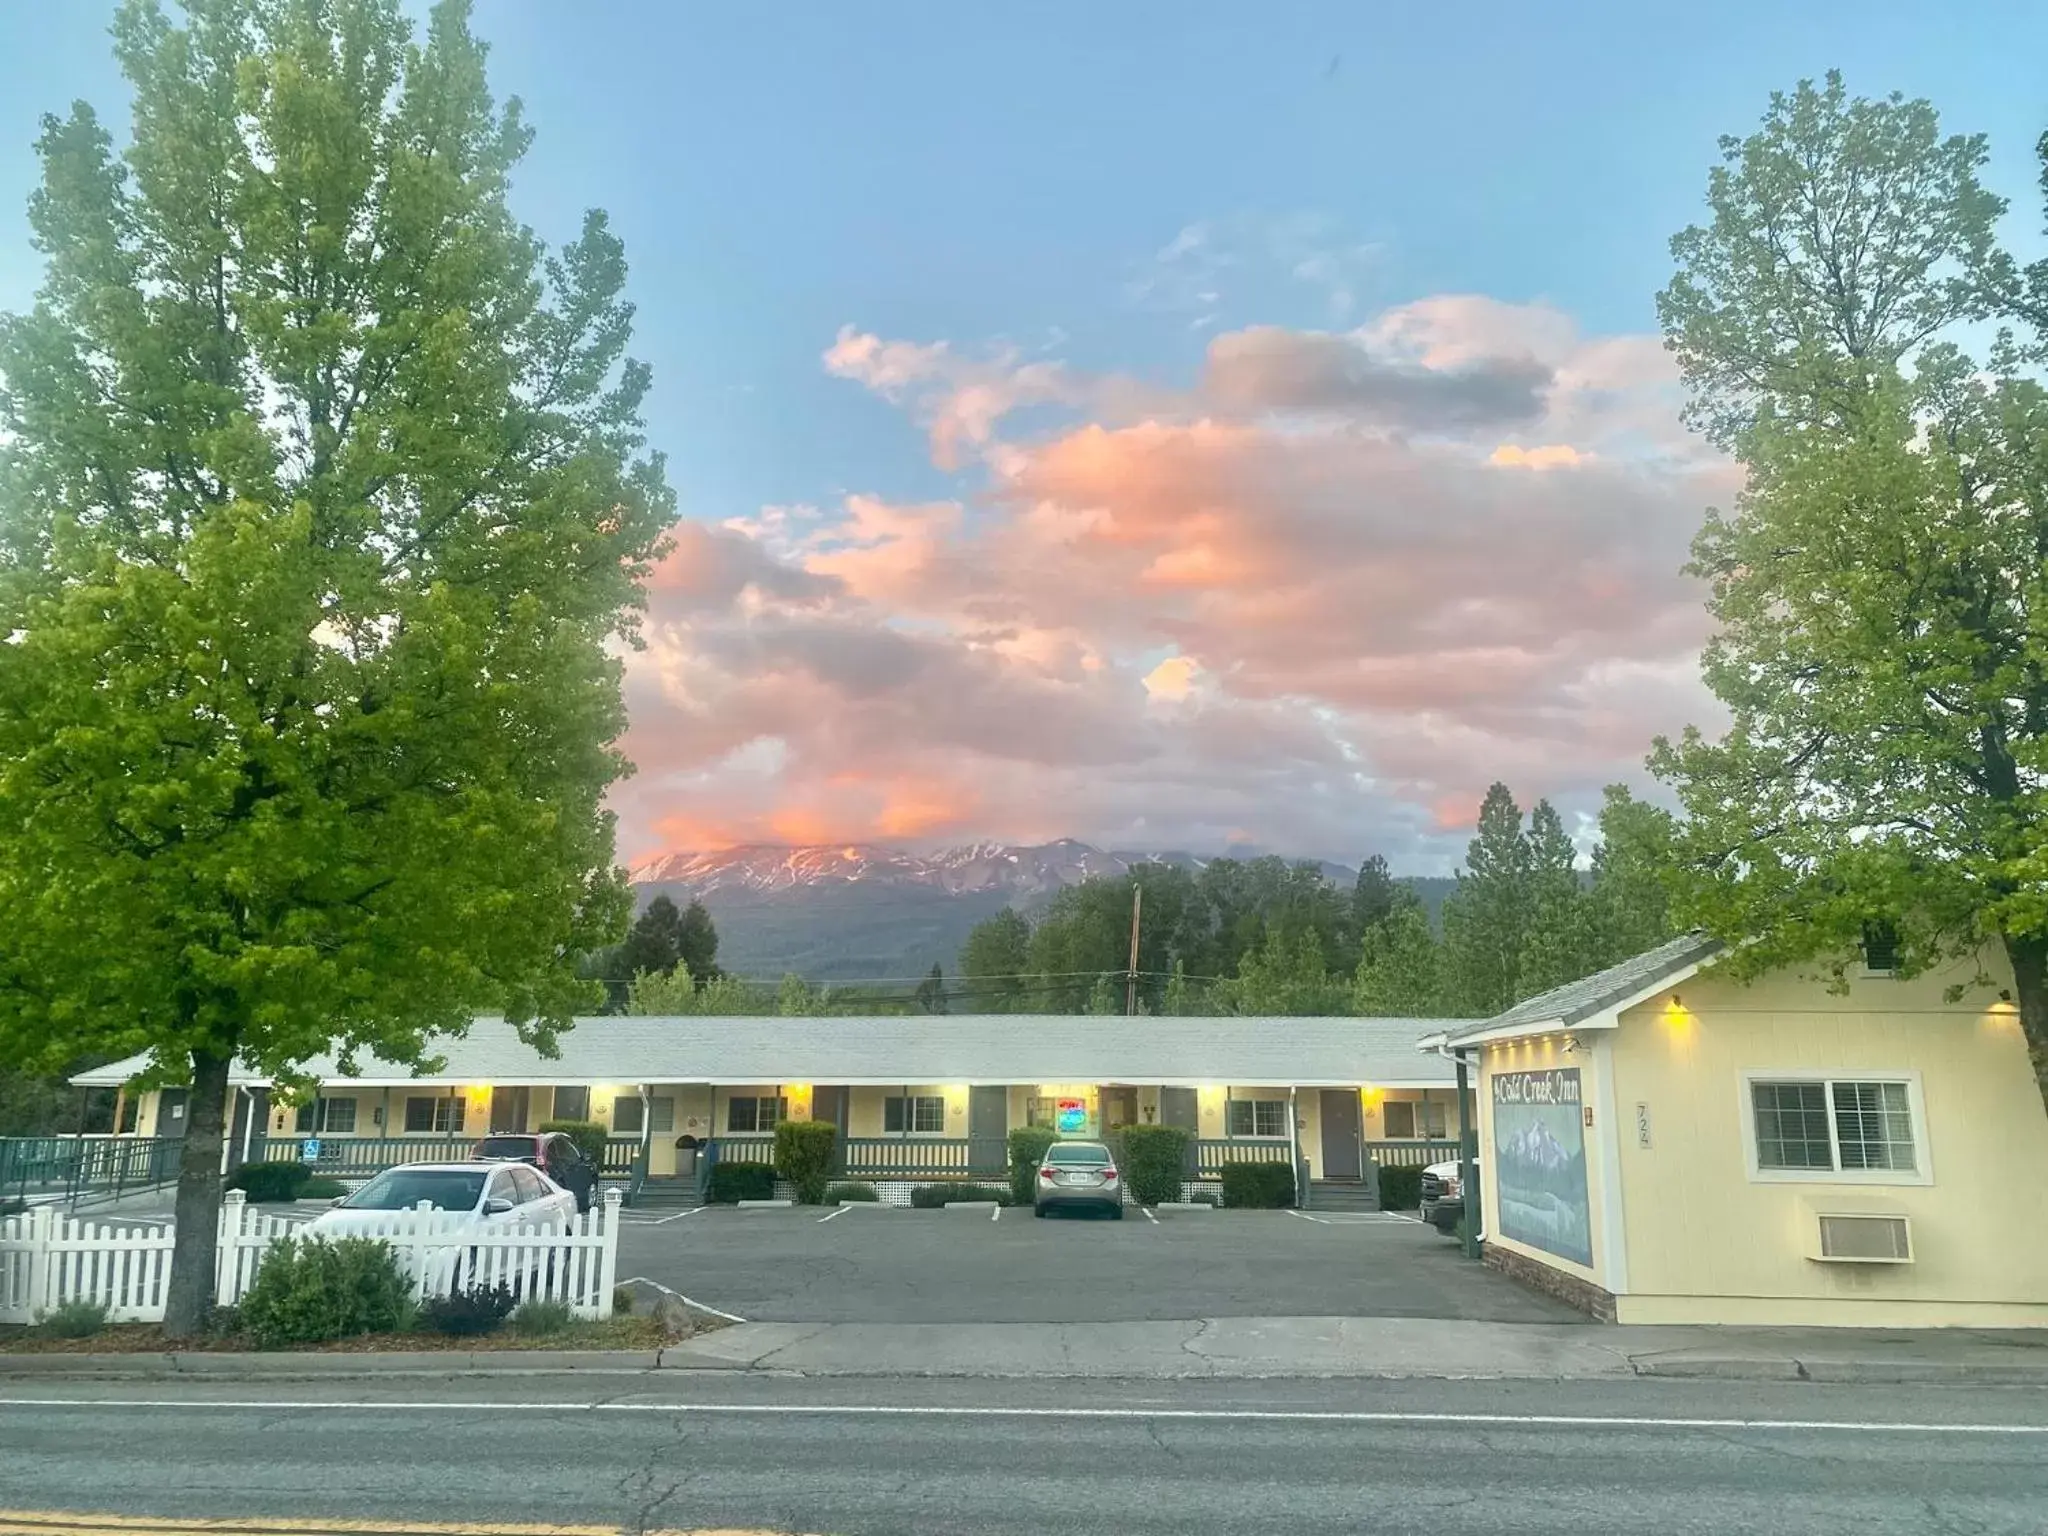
[2,1374,2045,1535]
[619,1203,1579,1323]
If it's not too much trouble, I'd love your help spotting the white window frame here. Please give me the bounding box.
[1738,1070,1932,1187]
[885,1094,948,1136]
[1227,1098,1289,1139]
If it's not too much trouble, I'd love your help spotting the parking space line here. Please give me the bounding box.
[1139,1206,1158,1224]
[1286,1209,1333,1225]
[990,1204,1000,1221]
[644,1206,703,1225]
[817,1205,849,1223]
[619,1275,748,1325]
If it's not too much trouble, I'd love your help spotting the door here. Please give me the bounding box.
[1159,1087,1199,1175]
[156,1089,189,1140]
[811,1087,848,1171]
[968,1085,1008,1176]
[1100,1086,1138,1132]
[489,1086,530,1134]
[1319,1090,1363,1180]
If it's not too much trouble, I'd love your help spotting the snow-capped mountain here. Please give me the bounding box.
[627,838,1211,898]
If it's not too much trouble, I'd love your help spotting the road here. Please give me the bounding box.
[2,1375,2045,1534]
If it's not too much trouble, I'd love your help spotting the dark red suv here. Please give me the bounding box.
[470,1131,597,1212]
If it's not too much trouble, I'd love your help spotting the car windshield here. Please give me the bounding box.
[1045,1143,1111,1165]
[341,1169,487,1211]
[472,1136,537,1159]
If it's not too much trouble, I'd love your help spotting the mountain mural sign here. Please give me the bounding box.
[1491,1068,1592,1267]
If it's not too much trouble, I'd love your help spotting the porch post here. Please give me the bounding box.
[1455,1052,1480,1261]
[1287,1085,1302,1210]
[112,1087,127,1138]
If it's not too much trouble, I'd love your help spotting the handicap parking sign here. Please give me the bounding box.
[300,1138,322,1162]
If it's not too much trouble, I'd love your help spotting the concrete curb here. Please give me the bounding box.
[0,1348,664,1378]
[735,1199,793,1209]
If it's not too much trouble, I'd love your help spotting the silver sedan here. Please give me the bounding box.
[1033,1140,1124,1218]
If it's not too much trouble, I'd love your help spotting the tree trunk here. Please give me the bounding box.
[2001,930,2048,1124]
[161,1048,232,1339]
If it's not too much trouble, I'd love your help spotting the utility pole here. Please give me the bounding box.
[1124,883,1143,1016]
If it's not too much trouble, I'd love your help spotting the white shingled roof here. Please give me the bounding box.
[73,1013,1461,1091]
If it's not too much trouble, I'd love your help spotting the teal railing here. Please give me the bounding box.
[0,1135,182,1205]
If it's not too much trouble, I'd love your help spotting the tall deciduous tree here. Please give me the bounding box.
[913,963,947,1015]
[1652,72,2048,1110]
[957,907,1031,1011]
[1352,905,1447,1016]
[0,0,671,1333]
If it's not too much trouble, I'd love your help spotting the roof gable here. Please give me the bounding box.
[1440,932,1724,1046]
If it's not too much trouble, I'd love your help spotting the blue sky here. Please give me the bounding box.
[3,3,2044,864]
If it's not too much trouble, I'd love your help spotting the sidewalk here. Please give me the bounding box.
[6,1316,2047,1384]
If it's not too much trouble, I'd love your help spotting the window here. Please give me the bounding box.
[611,1096,643,1134]
[1749,1077,1921,1179]
[1424,1098,1448,1138]
[1862,920,1900,974]
[1226,1099,1288,1138]
[1382,1100,1417,1139]
[509,1166,549,1203]
[649,1096,675,1134]
[487,1171,520,1208]
[725,1095,787,1133]
[402,1096,465,1134]
[884,1095,947,1134]
[293,1097,356,1135]
[552,1086,590,1121]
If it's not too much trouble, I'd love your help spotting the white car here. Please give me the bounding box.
[307,1161,577,1287]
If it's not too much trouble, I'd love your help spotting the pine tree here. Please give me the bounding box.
[1439,783,1533,1015]
[1353,905,1448,1015]
[676,898,720,982]
[914,963,947,1014]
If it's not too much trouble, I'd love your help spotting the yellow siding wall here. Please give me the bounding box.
[1608,956,2048,1326]
[1478,1035,1619,1294]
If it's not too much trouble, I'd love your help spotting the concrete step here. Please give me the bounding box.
[1308,1179,1381,1213]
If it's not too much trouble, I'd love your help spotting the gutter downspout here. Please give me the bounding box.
[1287,1085,1303,1211]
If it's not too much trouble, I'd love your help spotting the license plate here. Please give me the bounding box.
[1058,1172,1094,1185]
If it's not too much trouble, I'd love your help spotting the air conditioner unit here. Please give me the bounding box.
[1810,1212,1913,1264]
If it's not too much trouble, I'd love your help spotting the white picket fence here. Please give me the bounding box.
[1,1188,622,1325]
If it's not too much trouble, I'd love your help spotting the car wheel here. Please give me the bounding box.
[1110,1205,1124,1220]
[1034,1204,1047,1218]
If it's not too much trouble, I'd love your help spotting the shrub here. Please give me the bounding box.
[228,1161,313,1202]
[1219,1162,1296,1209]
[420,1283,518,1337]
[1376,1164,1423,1211]
[706,1161,776,1204]
[240,1235,414,1348]
[1007,1125,1057,1204]
[35,1299,109,1339]
[1119,1125,1191,1206]
[910,1182,1010,1208]
[540,1119,609,1172]
[613,1284,636,1316]
[826,1181,879,1203]
[510,1298,575,1337]
[299,1176,347,1201]
[773,1119,839,1204]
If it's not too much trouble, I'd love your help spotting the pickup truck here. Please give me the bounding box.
[1419,1157,1479,1237]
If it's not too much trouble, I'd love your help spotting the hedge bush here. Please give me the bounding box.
[706,1161,777,1204]
[228,1160,312,1202]
[910,1182,1011,1208]
[540,1119,609,1171]
[1007,1125,1058,1205]
[826,1181,879,1203]
[1118,1125,1191,1206]
[36,1299,109,1339]
[420,1283,518,1337]
[774,1119,839,1204]
[1376,1164,1423,1211]
[510,1299,575,1337]
[1219,1162,1296,1209]
[240,1235,414,1347]
[300,1176,347,1200]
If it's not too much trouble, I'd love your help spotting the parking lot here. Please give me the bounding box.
[617,1204,1584,1325]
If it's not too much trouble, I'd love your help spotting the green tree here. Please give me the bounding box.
[1652,73,2048,1108]
[1219,926,1349,1015]
[626,963,764,1016]
[676,897,720,981]
[1158,958,1211,1016]
[615,895,686,982]
[957,907,1031,1011]
[1584,785,1679,964]
[776,972,824,1017]
[1353,904,1449,1015]
[0,0,670,1332]
[1352,853,1420,931]
[913,962,947,1015]
[1516,800,1597,996]
[1084,972,1123,1015]
[1439,784,1534,1015]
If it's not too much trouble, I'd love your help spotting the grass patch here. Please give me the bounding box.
[35,1300,109,1339]
[0,1311,693,1355]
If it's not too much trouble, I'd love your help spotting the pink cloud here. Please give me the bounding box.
[613,298,1729,868]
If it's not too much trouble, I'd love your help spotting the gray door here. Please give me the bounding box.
[968,1086,1008,1176]
[1158,1087,1198,1130]
[156,1089,189,1140]
[1319,1090,1362,1180]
